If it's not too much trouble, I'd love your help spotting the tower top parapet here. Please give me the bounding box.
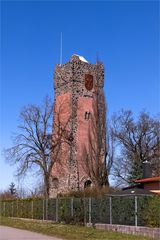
[54,55,104,95]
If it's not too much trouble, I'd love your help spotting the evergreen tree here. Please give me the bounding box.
[9,182,16,196]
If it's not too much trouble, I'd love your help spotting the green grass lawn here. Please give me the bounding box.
[0,217,153,240]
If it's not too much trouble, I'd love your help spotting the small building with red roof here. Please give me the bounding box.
[134,176,160,195]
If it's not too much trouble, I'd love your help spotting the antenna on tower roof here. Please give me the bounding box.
[96,51,102,64]
[60,32,63,65]
[96,51,99,64]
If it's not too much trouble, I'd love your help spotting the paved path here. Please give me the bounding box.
[0,226,64,240]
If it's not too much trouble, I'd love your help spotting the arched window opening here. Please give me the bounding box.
[84,111,91,120]
[52,177,59,189]
[84,180,92,188]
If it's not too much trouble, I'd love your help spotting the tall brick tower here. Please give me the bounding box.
[50,54,106,197]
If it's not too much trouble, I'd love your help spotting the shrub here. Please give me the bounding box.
[59,186,115,198]
[143,196,160,227]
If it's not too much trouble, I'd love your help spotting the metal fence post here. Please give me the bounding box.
[31,200,33,219]
[135,196,138,226]
[11,202,13,217]
[42,199,45,220]
[56,198,59,222]
[46,199,48,220]
[83,197,87,226]
[4,202,5,217]
[109,197,112,224]
[89,198,92,224]
[71,198,74,218]
[16,200,18,217]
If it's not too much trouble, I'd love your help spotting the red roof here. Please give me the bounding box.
[135,176,160,183]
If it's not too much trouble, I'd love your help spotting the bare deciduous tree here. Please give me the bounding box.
[5,97,71,198]
[111,110,160,186]
[82,86,114,187]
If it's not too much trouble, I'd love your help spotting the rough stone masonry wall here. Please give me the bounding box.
[50,55,105,196]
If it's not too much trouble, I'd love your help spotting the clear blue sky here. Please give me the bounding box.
[0,0,159,191]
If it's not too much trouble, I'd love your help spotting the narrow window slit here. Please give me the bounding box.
[85,111,91,120]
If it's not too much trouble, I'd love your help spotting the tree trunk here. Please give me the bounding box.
[44,174,50,198]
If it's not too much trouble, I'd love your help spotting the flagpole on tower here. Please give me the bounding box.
[60,32,63,65]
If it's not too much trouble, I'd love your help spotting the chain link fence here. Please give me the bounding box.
[0,195,155,226]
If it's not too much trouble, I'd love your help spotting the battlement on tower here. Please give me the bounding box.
[54,54,104,97]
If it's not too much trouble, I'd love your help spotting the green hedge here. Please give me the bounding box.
[143,196,160,227]
[0,195,159,227]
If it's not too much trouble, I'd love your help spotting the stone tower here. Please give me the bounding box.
[50,54,106,197]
